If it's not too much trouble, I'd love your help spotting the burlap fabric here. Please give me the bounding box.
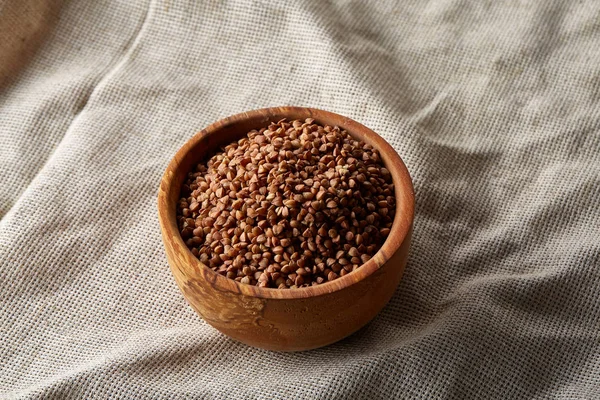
[1,0,599,398]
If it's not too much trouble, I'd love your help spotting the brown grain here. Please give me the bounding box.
[176,118,395,288]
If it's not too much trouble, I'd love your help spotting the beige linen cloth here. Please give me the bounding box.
[1,0,599,398]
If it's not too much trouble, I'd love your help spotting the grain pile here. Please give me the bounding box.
[177,118,395,288]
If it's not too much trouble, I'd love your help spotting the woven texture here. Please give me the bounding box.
[1,0,599,398]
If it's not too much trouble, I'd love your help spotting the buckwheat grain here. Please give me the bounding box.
[177,118,395,288]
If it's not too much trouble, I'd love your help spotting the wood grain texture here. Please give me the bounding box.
[158,107,414,351]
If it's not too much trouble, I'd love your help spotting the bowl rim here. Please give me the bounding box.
[158,106,414,300]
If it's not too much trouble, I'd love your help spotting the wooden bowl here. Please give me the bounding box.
[158,107,414,351]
